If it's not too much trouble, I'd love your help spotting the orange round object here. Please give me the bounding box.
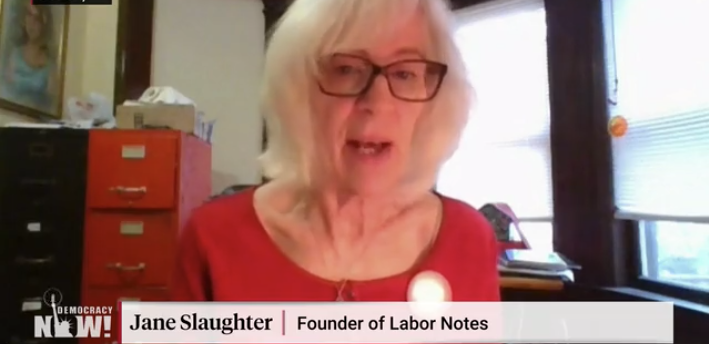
[608,115,628,137]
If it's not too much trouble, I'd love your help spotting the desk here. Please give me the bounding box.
[500,276,565,291]
[500,276,568,301]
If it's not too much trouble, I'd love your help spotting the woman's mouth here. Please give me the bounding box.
[346,140,393,156]
[344,140,394,167]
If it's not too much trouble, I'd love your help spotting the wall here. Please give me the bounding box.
[76,4,119,102]
[0,4,119,125]
[152,0,265,193]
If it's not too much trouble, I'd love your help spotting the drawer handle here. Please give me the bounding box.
[20,178,56,185]
[29,142,53,158]
[106,262,146,271]
[109,186,147,194]
[16,256,53,265]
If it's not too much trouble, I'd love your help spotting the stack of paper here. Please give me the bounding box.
[498,249,580,283]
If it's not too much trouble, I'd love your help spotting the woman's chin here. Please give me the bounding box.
[336,154,405,196]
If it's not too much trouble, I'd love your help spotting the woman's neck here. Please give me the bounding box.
[303,186,426,241]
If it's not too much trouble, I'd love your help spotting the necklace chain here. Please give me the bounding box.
[335,280,350,301]
[329,198,444,302]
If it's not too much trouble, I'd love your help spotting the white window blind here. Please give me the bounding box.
[606,0,709,221]
[437,0,553,221]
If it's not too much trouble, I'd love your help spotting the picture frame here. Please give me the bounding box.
[0,0,69,120]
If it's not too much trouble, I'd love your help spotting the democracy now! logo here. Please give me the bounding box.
[34,288,113,339]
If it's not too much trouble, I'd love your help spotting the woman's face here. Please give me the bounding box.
[24,12,43,42]
[311,13,430,196]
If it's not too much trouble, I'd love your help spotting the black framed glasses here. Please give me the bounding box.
[317,54,448,102]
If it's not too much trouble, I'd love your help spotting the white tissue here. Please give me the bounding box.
[65,93,115,129]
[134,86,195,105]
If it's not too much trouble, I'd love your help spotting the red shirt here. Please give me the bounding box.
[171,188,500,302]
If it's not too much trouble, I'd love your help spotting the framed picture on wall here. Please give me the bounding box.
[0,0,68,119]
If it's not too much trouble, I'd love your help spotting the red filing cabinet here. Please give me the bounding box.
[80,130,211,344]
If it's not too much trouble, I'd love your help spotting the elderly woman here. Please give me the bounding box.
[172,0,500,302]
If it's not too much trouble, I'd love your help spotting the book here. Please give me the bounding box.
[499,249,580,272]
[499,265,575,282]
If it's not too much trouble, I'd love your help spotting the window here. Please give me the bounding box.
[605,0,709,294]
[640,221,709,291]
[437,0,553,251]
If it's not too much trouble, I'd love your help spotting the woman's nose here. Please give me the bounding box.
[359,74,394,110]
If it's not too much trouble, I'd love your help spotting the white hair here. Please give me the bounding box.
[259,0,473,194]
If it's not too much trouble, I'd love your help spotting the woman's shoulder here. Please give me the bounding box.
[439,195,498,249]
[436,196,500,300]
[440,196,494,233]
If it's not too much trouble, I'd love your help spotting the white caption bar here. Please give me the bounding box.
[119,301,673,343]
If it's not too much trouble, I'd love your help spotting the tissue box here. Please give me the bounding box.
[116,104,208,141]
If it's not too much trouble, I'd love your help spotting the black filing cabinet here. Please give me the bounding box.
[0,128,88,344]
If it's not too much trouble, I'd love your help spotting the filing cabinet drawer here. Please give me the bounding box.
[0,128,88,175]
[1,177,87,214]
[83,211,177,287]
[0,218,83,272]
[1,218,83,251]
[4,251,83,300]
[7,252,81,281]
[0,129,88,223]
[87,130,179,209]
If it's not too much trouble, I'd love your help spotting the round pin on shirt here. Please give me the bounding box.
[407,271,451,318]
